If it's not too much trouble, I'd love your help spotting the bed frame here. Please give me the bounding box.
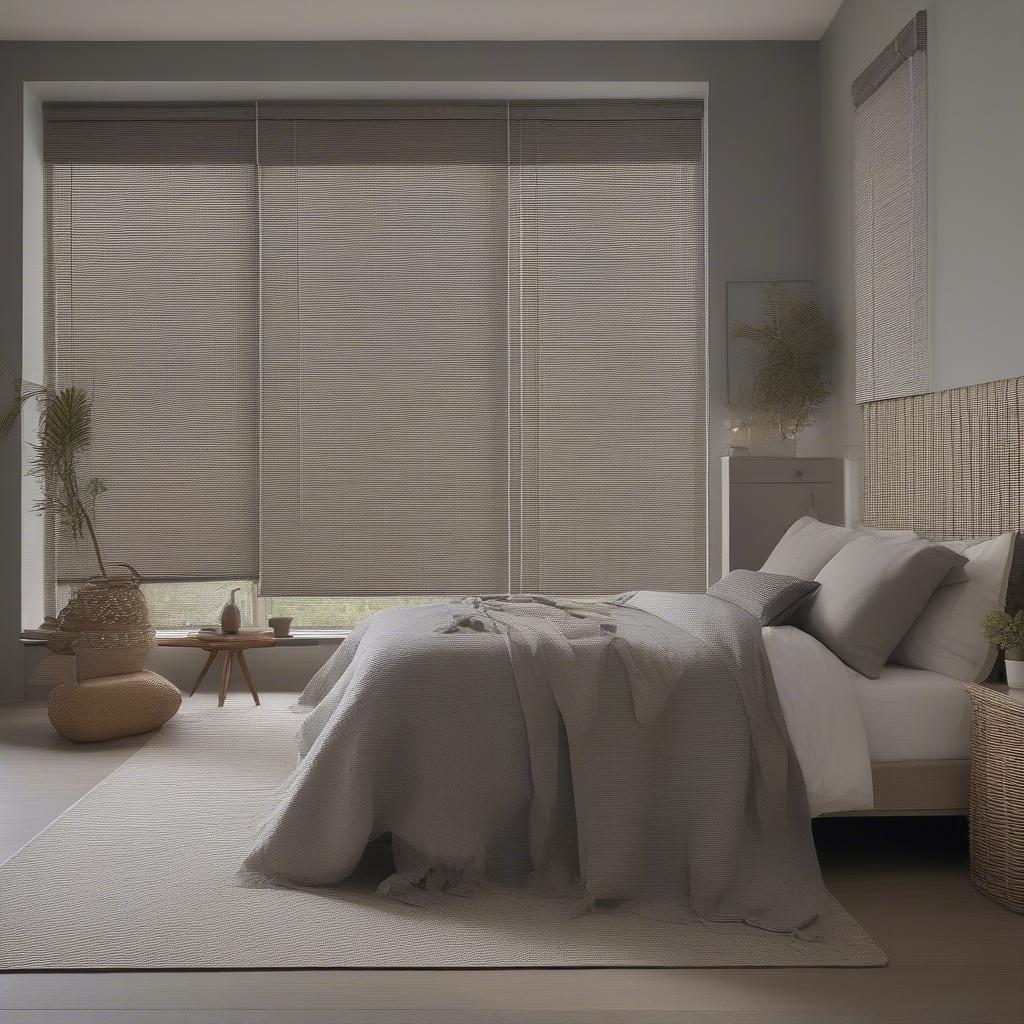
[849,374,1024,817]
[832,759,970,817]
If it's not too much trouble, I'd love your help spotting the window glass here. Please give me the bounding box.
[264,596,448,631]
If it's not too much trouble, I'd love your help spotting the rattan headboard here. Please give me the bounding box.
[861,375,1024,613]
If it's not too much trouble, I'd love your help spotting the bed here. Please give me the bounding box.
[852,666,971,814]
[240,374,1021,932]
[239,523,1014,928]
[762,628,971,817]
[238,539,985,919]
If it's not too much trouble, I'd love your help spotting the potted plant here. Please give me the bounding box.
[731,287,832,444]
[982,608,1024,688]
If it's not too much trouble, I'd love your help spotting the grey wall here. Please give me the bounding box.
[0,41,820,700]
[820,0,1024,463]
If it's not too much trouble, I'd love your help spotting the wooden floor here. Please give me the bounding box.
[1,697,1023,1024]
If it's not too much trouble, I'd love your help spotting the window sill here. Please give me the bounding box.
[21,629,350,647]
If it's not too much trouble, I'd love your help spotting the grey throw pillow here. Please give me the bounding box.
[761,516,858,581]
[798,536,970,679]
[708,570,821,626]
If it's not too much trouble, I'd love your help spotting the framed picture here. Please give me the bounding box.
[726,280,813,406]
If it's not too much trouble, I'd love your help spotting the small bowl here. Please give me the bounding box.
[268,616,294,639]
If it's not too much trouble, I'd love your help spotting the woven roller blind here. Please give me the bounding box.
[44,114,259,582]
[508,105,706,594]
[257,109,510,596]
[853,12,928,403]
[44,101,706,597]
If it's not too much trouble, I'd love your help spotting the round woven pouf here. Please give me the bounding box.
[48,670,182,743]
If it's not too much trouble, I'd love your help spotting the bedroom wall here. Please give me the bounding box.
[0,40,821,699]
[820,0,1024,477]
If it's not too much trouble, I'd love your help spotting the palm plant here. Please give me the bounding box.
[731,287,833,440]
[1,376,109,577]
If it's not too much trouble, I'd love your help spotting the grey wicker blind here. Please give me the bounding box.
[44,113,259,582]
[257,109,510,596]
[853,12,928,403]
[508,104,706,593]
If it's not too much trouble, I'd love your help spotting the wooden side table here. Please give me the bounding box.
[159,634,277,707]
[964,682,1024,913]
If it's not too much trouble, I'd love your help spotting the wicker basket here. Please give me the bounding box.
[48,566,156,674]
[967,683,1024,913]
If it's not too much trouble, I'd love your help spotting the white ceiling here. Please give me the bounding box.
[1,1,843,42]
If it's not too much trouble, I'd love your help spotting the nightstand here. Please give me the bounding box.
[964,683,1024,913]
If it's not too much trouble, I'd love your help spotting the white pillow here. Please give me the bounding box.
[890,532,1016,682]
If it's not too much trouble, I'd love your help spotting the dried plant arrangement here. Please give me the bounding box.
[731,286,833,441]
[0,375,110,577]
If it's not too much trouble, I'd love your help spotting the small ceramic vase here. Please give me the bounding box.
[220,588,242,635]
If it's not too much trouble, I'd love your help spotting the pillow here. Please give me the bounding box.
[708,570,821,626]
[798,536,969,679]
[762,516,968,586]
[890,532,1016,682]
[853,526,967,585]
[761,516,858,580]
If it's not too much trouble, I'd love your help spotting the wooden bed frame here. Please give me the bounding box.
[831,759,969,816]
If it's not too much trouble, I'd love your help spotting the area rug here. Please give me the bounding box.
[0,709,887,970]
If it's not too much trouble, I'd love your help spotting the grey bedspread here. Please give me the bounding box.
[240,593,826,932]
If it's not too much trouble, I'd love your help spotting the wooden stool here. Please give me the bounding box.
[160,634,276,706]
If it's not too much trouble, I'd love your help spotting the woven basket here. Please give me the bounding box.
[48,566,156,676]
[968,685,1024,913]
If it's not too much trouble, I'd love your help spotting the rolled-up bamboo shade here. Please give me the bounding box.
[853,12,929,403]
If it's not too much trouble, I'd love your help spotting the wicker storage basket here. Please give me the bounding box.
[967,683,1024,913]
[47,568,156,680]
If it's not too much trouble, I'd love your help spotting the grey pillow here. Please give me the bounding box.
[798,536,970,679]
[708,570,821,626]
[761,516,858,581]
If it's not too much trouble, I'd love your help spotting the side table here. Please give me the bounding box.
[964,682,1024,913]
[159,634,277,707]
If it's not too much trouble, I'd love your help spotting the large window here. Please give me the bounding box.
[43,100,706,626]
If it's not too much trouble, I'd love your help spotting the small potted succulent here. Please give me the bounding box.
[982,608,1024,688]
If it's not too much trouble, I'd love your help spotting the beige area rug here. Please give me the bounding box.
[0,709,886,970]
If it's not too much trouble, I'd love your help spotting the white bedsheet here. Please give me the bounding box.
[764,626,874,815]
[851,665,970,762]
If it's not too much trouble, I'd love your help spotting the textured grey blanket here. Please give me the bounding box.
[241,593,826,932]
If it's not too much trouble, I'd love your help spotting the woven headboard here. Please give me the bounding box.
[862,375,1024,614]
